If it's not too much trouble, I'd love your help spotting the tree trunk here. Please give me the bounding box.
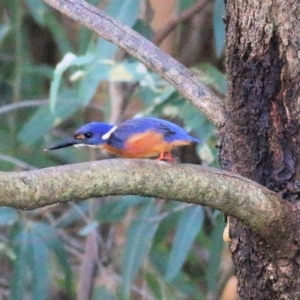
[221,0,300,299]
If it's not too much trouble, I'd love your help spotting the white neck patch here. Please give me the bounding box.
[74,144,86,148]
[74,144,99,148]
[102,125,118,140]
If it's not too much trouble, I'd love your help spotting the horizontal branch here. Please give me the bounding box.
[43,0,226,128]
[0,159,291,242]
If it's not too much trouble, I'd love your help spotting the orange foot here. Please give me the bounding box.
[156,152,175,162]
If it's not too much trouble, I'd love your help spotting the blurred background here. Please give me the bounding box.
[0,0,238,299]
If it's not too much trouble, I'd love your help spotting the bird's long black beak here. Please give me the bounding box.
[44,138,83,151]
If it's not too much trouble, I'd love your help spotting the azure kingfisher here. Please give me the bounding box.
[47,117,199,162]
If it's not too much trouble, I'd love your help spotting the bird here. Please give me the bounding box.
[46,117,200,162]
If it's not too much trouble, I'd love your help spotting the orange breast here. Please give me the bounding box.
[102,131,167,158]
[103,131,192,158]
[125,131,171,158]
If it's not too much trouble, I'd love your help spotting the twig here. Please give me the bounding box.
[153,0,209,46]
[0,99,111,119]
[145,202,192,223]
[0,154,37,170]
[0,99,48,116]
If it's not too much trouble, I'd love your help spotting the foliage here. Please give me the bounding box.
[0,0,227,299]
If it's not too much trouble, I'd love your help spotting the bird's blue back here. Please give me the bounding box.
[107,117,199,149]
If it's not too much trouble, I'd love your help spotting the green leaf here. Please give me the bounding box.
[205,214,224,292]
[198,63,227,95]
[25,64,54,79]
[76,60,111,105]
[133,20,153,40]
[178,0,197,12]
[144,271,163,299]
[95,0,141,60]
[0,24,10,44]
[10,222,71,300]
[56,202,89,228]
[33,222,73,296]
[150,247,200,298]
[10,227,31,300]
[91,286,117,300]
[165,205,204,281]
[213,0,226,57]
[44,13,73,55]
[96,196,146,223]
[29,227,49,300]
[25,0,49,26]
[50,52,95,111]
[78,221,99,236]
[109,61,143,82]
[121,198,160,298]
[106,0,140,27]
[18,90,80,145]
[0,207,18,226]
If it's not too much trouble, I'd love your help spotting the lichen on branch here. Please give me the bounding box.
[0,159,290,244]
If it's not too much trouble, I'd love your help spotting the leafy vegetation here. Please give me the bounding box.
[0,0,229,299]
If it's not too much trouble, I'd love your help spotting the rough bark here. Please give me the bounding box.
[221,0,300,299]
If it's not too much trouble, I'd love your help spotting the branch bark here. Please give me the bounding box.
[0,159,291,243]
[43,0,226,128]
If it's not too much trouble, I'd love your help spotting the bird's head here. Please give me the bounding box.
[46,122,114,150]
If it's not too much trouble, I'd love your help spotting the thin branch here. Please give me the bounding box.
[0,100,48,116]
[153,0,209,46]
[43,0,226,128]
[0,159,291,243]
[0,154,37,170]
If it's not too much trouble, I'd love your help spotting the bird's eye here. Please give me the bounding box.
[84,132,93,138]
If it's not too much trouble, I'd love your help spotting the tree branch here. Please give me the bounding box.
[0,159,291,242]
[43,0,226,128]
